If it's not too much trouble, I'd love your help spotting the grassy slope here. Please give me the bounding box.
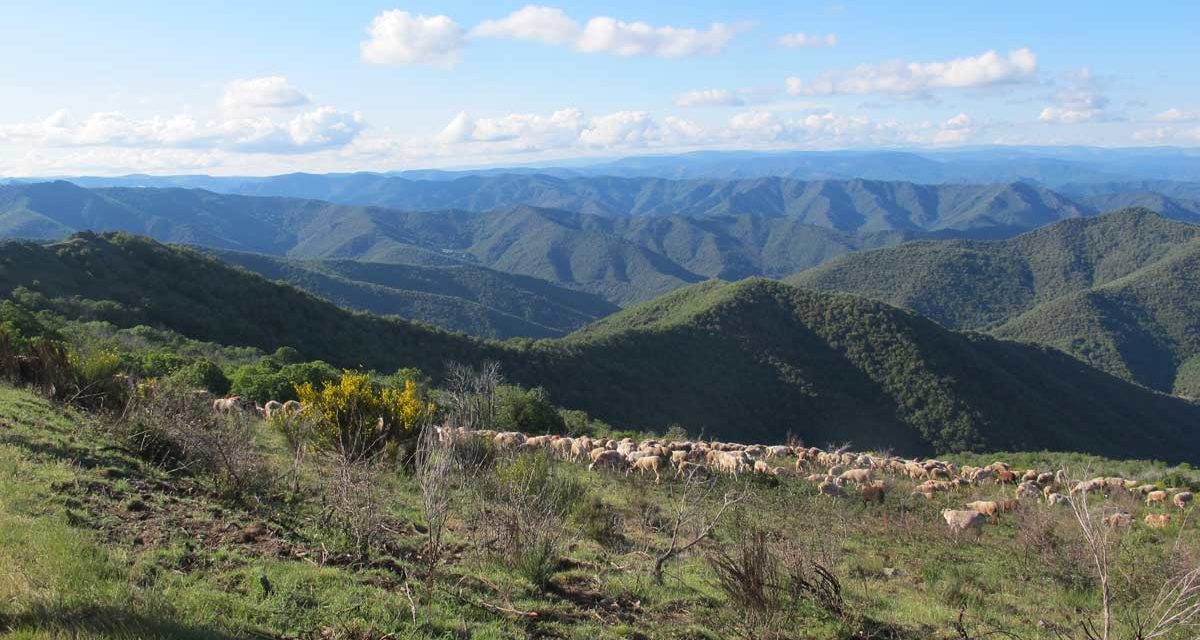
[2,386,1199,639]
[4,233,1200,460]
[203,249,618,339]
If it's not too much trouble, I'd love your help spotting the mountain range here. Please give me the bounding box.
[4,178,1200,310]
[3,231,1199,461]
[12,146,1200,186]
[790,209,1200,395]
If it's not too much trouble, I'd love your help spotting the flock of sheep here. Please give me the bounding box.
[208,395,1193,538]
[442,428,1195,537]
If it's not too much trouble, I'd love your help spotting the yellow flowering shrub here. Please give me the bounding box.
[296,371,435,459]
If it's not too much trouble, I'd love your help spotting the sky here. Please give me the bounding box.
[2,0,1199,176]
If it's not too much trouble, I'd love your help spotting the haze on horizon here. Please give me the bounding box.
[2,0,1199,177]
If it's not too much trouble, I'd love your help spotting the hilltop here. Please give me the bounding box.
[996,240,1200,393]
[788,209,1200,393]
[789,209,1200,329]
[3,233,1200,459]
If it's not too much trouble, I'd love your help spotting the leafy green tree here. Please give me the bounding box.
[230,358,336,403]
[140,351,188,378]
[168,359,231,395]
[496,385,565,435]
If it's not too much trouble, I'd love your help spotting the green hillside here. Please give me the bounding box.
[203,249,618,339]
[3,233,1199,460]
[995,239,1200,392]
[789,209,1200,330]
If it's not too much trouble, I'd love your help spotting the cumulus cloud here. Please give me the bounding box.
[470,5,578,45]
[0,107,365,154]
[360,10,465,68]
[1038,68,1113,124]
[778,32,837,48]
[435,108,585,151]
[933,112,975,145]
[470,5,743,57]
[786,48,1037,97]
[674,89,744,108]
[220,76,310,111]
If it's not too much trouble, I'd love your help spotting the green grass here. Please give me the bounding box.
[2,384,1199,639]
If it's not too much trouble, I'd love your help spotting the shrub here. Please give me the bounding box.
[475,451,584,592]
[515,539,558,591]
[167,358,231,395]
[572,495,623,546]
[496,385,565,435]
[295,371,436,461]
[120,383,273,502]
[230,358,337,404]
[139,351,188,378]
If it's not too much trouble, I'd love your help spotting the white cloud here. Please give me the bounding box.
[674,89,744,108]
[470,5,578,45]
[220,76,310,111]
[435,108,585,151]
[360,10,465,68]
[470,5,743,58]
[437,111,473,144]
[579,111,659,146]
[933,112,975,145]
[1038,68,1112,124]
[778,32,837,48]
[786,48,1037,97]
[576,17,740,57]
[1152,107,1200,123]
[0,107,365,154]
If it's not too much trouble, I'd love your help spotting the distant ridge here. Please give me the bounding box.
[790,209,1200,393]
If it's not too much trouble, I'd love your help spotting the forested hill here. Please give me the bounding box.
[200,249,618,339]
[788,209,1200,330]
[995,239,1200,395]
[3,232,1199,461]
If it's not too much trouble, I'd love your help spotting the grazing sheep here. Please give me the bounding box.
[263,400,283,420]
[861,481,887,504]
[628,455,663,484]
[675,461,710,480]
[941,509,986,538]
[817,480,844,498]
[997,499,1021,513]
[589,450,628,473]
[839,468,873,485]
[1015,482,1041,500]
[212,396,245,415]
[1036,472,1055,486]
[281,400,302,416]
[1145,514,1171,529]
[1046,493,1071,507]
[1146,490,1168,506]
[1104,512,1133,528]
[964,500,999,521]
[1174,491,1194,509]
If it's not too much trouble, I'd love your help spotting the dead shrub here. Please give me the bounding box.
[119,382,273,503]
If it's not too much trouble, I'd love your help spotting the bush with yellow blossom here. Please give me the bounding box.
[295,370,436,461]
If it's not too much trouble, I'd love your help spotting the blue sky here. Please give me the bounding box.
[2,1,1198,175]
